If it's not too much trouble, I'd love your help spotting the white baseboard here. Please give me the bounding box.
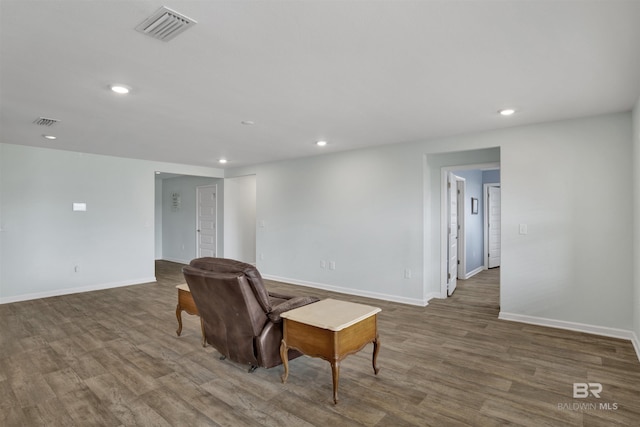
[161,257,190,265]
[632,332,640,363]
[461,266,484,280]
[0,276,157,304]
[263,274,431,306]
[499,312,639,361]
[424,292,441,304]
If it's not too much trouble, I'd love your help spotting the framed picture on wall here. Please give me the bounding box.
[471,197,478,214]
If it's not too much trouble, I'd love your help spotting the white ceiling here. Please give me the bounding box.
[2,0,639,169]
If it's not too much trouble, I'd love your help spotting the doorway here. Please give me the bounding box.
[196,185,217,258]
[439,162,500,298]
[154,173,220,264]
[447,173,465,296]
[484,183,501,269]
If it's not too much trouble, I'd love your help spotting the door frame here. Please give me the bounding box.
[439,162,499,298]
[195,184,218,258]
[456,178,466,281]
[446,173,465,296]
[484,183,501,269]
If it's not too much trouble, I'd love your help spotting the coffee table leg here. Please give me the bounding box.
[280,340,289,383]
[175,304,183,336]
[372,337,380,374]
[331,361,340,404]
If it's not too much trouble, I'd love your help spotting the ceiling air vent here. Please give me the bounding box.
[33,117,60,127]
[135,6,197,42]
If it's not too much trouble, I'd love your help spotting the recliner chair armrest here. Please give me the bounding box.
[267,296,320,323]
[268,291,295,300]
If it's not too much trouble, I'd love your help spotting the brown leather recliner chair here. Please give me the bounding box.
[182,257,319,371]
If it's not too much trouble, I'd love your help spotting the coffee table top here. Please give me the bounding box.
[280,298,381,331]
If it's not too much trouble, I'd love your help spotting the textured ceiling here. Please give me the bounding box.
[1,0,639,168]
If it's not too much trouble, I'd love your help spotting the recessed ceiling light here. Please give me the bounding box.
[241,120,255,125]
[316,140,327,147]
[42,134,57,140]
[219,159,228,164]
[110,84,131,94]
[155,171,161,175]
[498,108,516,116]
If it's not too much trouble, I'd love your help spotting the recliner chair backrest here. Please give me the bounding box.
[183,258,271,365]
[189,257,272,312]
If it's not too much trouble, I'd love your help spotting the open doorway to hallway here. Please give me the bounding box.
[154,173,222,265]
[484,182,501,270]
[424,148,502,306]
[438,160,500,299]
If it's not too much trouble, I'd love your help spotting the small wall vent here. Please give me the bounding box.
[135,6,197,42]
[33,117,60,127]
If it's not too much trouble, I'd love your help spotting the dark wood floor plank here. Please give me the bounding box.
[44,366,86,398]
[0,261,638,426]
[108,400,172,427]
[0,405,28,427]
[140,387,225,427]
[24,398,77,426]
[10,371,57,407]
[84,372,138,405]
[58,387,123,426]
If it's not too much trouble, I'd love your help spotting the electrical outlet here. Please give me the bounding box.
[329,261,336,270]
[404,268,412,279]
[320,260,326,269]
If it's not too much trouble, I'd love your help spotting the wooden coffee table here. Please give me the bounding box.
[279,298,381,404]
[175,284,206,347]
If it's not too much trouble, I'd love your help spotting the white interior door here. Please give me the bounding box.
[487,185,501,268]
[456,179,465,280]
[448,173,458,296]
[196,185,217,258]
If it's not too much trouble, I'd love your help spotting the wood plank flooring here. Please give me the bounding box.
[1,261,639,426]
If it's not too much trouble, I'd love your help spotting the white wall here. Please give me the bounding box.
[0,144,3,290]
[2,111,636,344]
[231,144,433,305]
[227,112,635,335]
[633,96,640,353]
[223,175,256,264]
[0,143,223,303]
[499,114,633,331]
[160,175,222,264]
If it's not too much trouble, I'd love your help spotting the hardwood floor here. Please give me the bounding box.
[1,261,639,426]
